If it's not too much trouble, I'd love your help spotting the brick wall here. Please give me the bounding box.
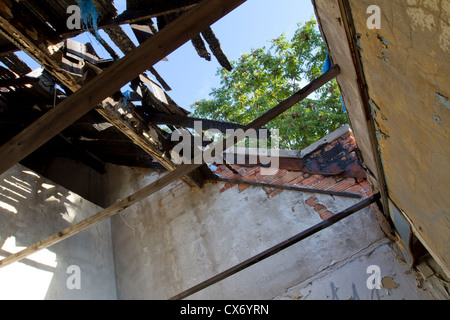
[212,130,372,220]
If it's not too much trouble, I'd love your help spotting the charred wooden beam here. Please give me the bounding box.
[0,4,79,91]
[0,75,40,87]
[201,27,232,71]
[0,64,339,270]
[191,35,211,61]
[98,97,204,188]
[0,52,33,77]
[120,0,202,25]
[148,112,247,133]
[103,24,171,91]
[0,0,246,180]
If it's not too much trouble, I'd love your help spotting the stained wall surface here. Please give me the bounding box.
[0,164,117,300]
[99,164,438,300]
[348,0,449,275]
[314,0,449,277]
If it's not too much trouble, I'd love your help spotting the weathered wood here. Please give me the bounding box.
[201,27,232,71]
[169,193,381,300]
[191,34,211,61]
[149,112,247,133]
[0,13,191,180]
[0,76,40,87]
[103,24,171,91]
[0,9,79,91]
[0,64,340,269]
[0,53,33,77]
[98,98,204,188]
[0,0,248,176]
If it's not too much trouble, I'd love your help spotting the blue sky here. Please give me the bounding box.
[152,0,317,112]
[14,0,316,113]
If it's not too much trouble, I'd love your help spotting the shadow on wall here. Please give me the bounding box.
[0,164,116,300]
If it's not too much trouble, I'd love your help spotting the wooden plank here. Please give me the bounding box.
[243,65,340,131]
[0,8,193,180]
[0,65,340,268]
[149,112,247,133]
[201,27,232,71]
[98,98,204,188]
[169,193,380,300]
[0,0,248,175]
[103,24,171,91]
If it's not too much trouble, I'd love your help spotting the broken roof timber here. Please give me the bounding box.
[0,0,247,177]
[0,1,204,188]
[0,64,340,269]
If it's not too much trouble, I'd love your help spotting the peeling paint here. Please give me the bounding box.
[436,92,450,110]
[433,115,442,125]
[382,276,399,290]
[406,7,436,32]
[377,35,391,63]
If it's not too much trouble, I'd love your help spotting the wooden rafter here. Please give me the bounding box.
[0,0,247,182]
[0,9,203,187]
[0,65,340,269]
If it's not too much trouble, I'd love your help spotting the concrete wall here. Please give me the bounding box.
[98,164,439,300]
[0,164,117,300]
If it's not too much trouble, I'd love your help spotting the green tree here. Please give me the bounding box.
[192,18,347,150]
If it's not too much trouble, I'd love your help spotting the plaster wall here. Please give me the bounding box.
[100,164,434,300]
[0,164,117,300]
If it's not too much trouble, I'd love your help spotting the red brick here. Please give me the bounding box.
[306,196,318,207]
[220,168,234,178]
[220,182,236,193]
[328,178,356,192]
[301,176,317,186]
[275,169,287,178]
[283,171,303,184]
[314,204,326,212]
[271,178,285,186]
[268,189,283,198]
[318,209,333,220]
[243,175,257,184]
[238,183,251,192]
[313,177,337,190]
[289,176,305,186]
[346,185,363,193]
[264,173,279,184]
[243,167,258,179]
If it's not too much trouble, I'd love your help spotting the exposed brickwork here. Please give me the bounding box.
[305,196,334,220]
[213,131,373,219]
